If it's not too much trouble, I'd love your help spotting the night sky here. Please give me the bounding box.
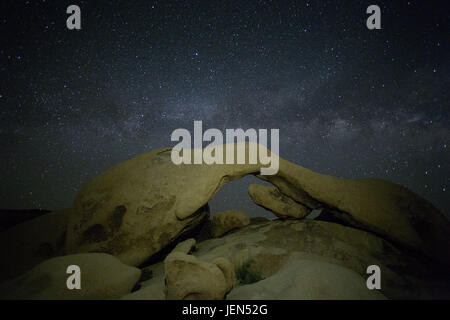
[1,1,449,219]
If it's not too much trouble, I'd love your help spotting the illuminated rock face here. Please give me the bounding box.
[1,143,449,299]
[211,209,250,238]
[164,252,234,300]
[65,143,450,267]
[64,144,264,267]
[260,157,450,265]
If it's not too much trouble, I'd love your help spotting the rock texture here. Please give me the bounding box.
[2,142,449,300]
[248,184,310,219]
[164,251,234,300]
[0,253,141,299]
[61,143,450,269]
[65,143,450,267]
[121,262,166,300]
[211,209,250,237]
[262,157,450,265]
[227,253,386,300]
[65,145,266,266]
[212,257,236,292]
[193,219,449,299]
[171,238,196,254]
[119,218,450,300]
[0,208,70,282]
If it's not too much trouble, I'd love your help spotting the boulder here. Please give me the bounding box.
[0,208,70,282]
[194,218,214,242]
[212,257,236,292]
[65,145,265,266]
[64,142,450,268]
[171,238,196,254]
[248,184,310,219]
[193,219,449,299]
[2,142,449,299]
[227,253,386,300]
[211,209,250,237]
[121,262,166,300]
[164,252,234,300]
[0,253,141,299]
[263,158,450,265]
[123,243,235,300]
[250,217,271,224]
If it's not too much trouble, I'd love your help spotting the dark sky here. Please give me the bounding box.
[1,1,449,219]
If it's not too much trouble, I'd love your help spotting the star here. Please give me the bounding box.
[0,1,448,219]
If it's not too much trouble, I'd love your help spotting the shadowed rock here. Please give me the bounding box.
[248,184,310,219]
[0,209,50,232]
[0,209,70,282]
[0,253,141,299]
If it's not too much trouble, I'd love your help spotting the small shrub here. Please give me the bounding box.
[236,261,263,284]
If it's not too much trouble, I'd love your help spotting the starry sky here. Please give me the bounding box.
[1,1,449,219]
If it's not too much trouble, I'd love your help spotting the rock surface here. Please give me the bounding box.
[193,219,448,299]
[262,157,450,265]
[65,143,450,268]
[121,262,166,300]
[212,257,236,292]
[65,145,266,266]
[0,208,70,282]
[171,238,196,254]
[164,251,234,300]
[119,218,450,300]
[0,253,141,299]
[3,143,449,300]
[211,209,250,237]
[227,253,386,300]
[248,184,310,219]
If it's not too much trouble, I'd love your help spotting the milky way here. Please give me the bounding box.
[1,1,449,218]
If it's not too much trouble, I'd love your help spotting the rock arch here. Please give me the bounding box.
[64,143,450,267]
